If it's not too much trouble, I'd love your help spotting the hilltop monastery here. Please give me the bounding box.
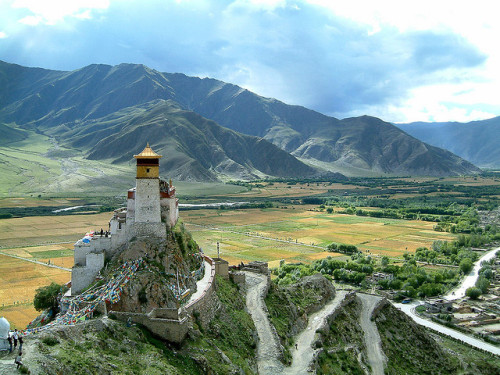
[71,144,179,294]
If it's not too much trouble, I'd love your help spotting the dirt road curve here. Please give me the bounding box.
[285,290,348,375]
[358,294,386,375]
[245,271,352,375]
[244,272,285,375]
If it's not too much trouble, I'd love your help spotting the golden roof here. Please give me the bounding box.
[134,143,162,159]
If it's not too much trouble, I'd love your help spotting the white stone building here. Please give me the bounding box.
[71,144,179,294]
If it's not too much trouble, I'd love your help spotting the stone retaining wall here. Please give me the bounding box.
[111,310,189,344]
[110,255,221,342]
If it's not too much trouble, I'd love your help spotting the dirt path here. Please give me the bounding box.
[285,290,348,375]
[244,272,285,375]
[358,294,385,375]
[0,250,71,272]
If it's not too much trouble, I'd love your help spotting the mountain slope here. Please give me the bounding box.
[162,71,481,176]
[0,61,316,181]
[396,117,500,168]
[59,99,318,181]
[0,60,481,179]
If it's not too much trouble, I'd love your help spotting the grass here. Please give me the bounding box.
[317,299,367,375]
[375,303,460,374]
[264,277,335,364]
[430,332,500,374]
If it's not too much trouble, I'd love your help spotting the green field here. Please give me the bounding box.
[183,206,456,265]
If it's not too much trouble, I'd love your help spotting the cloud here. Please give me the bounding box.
[12,0,109,25]
[0,31,7,39]
[0,0,497,122]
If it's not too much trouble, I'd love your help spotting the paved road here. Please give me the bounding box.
[443,247,499,301]
[391,246,500,356]
[0,251,71,272]
[358,294,386,375]
[285,290,348,375]
[244,272,285,375]
[186,260,212,304]
[394,301,500,355]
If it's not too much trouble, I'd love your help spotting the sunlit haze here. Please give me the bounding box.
[1,0,499,123]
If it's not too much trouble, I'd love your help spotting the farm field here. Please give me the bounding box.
[0,212,112,248]
[0,252,73,329]
[183,205,457,264]
[0,212,112,328]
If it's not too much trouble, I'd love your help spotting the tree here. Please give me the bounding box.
[465,287,481,300]
[475,276,490,294]
[459,258,473,274]
[326,207,333,214]
[381,256,389,267]
[327,243,338,252]
[34,282,66,314]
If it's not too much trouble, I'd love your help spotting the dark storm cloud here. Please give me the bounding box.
[0,0,487,118]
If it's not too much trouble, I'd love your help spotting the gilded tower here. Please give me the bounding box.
[133,143,162,225]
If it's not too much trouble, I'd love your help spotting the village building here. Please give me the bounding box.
[424,298,454,313]
[71,144,179,294]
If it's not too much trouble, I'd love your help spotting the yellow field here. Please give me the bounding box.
[0,212,111,329]
[0,253,72,329]
[0,212,112,248]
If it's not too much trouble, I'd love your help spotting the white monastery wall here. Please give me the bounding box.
[135,179,161,223]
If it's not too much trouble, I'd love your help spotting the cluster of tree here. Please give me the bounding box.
[272,254,459,299]
[465,256,497,299]
[413,242,479,267]
[326,243,360,255]
[377,261,458,298]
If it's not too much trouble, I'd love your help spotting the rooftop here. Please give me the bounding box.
[134,143,162,159]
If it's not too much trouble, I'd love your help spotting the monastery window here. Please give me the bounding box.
[147,168,150,173]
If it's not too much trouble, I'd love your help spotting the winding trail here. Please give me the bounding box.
[244,272,284,375]
[245,272,352,375]
[358,294,386,375]
[285,290,348,375]
[444,247,499,301]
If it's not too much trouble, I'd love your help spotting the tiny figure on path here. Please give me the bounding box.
[7,332,12,353]
[12,329,18,349]
[19,335,24,351]
[295,343,298,350]
[14,351,23,369]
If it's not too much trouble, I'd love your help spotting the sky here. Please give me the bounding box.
[0,0,499,123]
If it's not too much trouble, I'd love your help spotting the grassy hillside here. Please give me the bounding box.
[17,275,257,375]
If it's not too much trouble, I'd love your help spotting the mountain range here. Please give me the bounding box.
[0,61,483,182]
[396,117,500,169]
